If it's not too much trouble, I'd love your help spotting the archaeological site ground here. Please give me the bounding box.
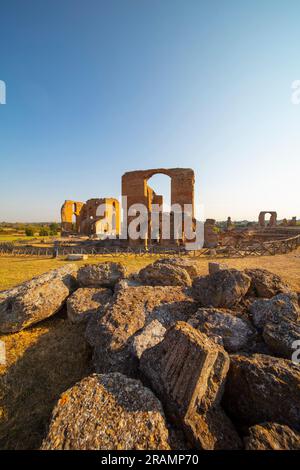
[0,165,300,452]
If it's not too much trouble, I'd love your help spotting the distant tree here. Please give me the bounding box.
[39,228,49,237]
[15,223,26,231]
[25,227,35,237]
[49,223,59,235]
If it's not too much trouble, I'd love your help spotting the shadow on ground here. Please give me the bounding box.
[0,309,92,449]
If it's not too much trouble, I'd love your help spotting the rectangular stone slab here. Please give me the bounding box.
[140,322,242,449]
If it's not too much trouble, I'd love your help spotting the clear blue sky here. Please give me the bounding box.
[0,0,299,222]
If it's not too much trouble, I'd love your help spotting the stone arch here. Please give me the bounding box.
[146,173,171,243]
[122,168,195,246]
[258,211,277,228]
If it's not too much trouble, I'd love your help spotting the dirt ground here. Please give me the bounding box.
[0,249,299,449]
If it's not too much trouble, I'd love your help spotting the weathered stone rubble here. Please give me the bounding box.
[85,285,197,376]
[131,320,166,359]
[67,287,112,323]
[153,257,203,279]
[244,423,300,450]
[224,354,300,431]
[192,269,251,307]
[138,262,192,287]
[188,308,256,352]
[208,262,229,275]
[263,319,300,358]
[249,293,300,358]
[245,268,291,298]
[249,292,300,329]
[0,264,78,333]
[41,373,171,450]
[77,262,126,288]
[140,322,242,449]
[2,261,300,450]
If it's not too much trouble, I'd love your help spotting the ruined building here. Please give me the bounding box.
[60,170,297,248]
[258,211,277,228]
[61,167,196,246]
[61,198,120,237]
[122,168,195,246]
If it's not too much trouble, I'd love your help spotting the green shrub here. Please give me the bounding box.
[25,227,35,237]
[39,228,49,237]
[49,223,59,235]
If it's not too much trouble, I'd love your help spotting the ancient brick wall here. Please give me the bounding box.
[122,168,195,246]
[61,198,120,237]
[258,211,277,228]
[61,200,85,234]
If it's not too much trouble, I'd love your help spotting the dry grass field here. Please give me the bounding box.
[0,254,164,291]
[0,250,299,449]
[0,250,300,291]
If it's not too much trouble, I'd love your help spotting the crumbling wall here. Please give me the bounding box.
[122,168,195,246]
[258,211,277,228]
[91,198,120,237]
[204,219,219,248]
[61,198,120,237]
[61,200,84,235]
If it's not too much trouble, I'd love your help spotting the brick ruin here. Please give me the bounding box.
[61,168,196,246]
[61,198,120,237]
[258,211,277,228]
[204,219,219,248]
[121,168,195,246]
[61,201,85,234]
[60,169,297,248]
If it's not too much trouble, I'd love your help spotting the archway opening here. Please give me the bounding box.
[146,173,171,244]
[264,212,271,227]
[146,173,171,212]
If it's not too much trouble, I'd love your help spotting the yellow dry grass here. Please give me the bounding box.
[0,314,91,449]
[0,250,299,291]
[0,249,299,449]
[0,254,164,291]
[0,235,35,242]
